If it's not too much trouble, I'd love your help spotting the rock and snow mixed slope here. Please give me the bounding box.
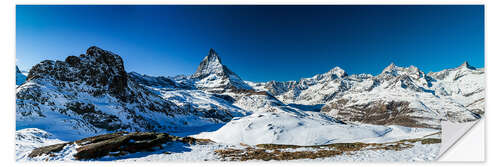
[16,65,27,86]
[15,128,440,162]
[16,128,68,161]
[16,47,238,140]
[246,62,483,129]
[15,46,483,161]
[190,48,252,92]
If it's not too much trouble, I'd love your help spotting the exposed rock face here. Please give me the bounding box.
[27,131,212,160]
[260,67,351,104]
[27,46,129,100]
[28,143,70,158]
[318,63,483,128]
[192,48,228,78]
[16,46,235,136]
[190,48,252,92]
[73,132,172,160]
[16,46,484,148]
[249,62,484,128]
[128,72,189,89]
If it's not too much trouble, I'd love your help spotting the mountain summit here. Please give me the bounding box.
[192,48,237,79]
[458,61,476,70]
[191,49,251,91]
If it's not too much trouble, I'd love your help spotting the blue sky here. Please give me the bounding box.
[16,5,484,82]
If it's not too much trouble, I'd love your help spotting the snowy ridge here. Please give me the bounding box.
[16,47,238,140]
[190,48,252,92]
[246,63,483,128]
[16,46,482,162]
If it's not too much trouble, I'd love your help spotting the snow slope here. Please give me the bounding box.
[15,47,482,162]
[16,128,68,161]
[248,62,483,128]
[194,111,438,146]
[15,128,439,162]
[16,47,238,140]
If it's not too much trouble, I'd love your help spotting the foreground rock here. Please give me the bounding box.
[28,131,212,160]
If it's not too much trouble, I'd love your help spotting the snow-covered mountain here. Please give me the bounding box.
[16,46,483,161]
[189,48,253,92]
[244,62,483,129]
[16,47,240,140]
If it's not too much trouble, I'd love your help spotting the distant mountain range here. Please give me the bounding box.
[16,46,483,144]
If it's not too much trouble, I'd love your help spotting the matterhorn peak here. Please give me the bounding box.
[205,48,222,63]
[458,61,476,70]
[191,48,251,91]
[192,48,233,79]
[208,48,217,56]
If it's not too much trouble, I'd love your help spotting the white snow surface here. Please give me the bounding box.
[15,47,482,162]
[16,128,68,161]
[194,111,438,146]
[15,128,439,162]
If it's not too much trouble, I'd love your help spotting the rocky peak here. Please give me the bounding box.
[457,61,476,70]
[325,67,348,78]
[27,46,129,99]
[192,48,231,79]
[190,48,252,91]
[382,62,397,72]
[380,63,424,79]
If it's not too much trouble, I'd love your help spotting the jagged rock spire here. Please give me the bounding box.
[191,48,252,91]
[458,61,476,70]
[16,65,21,73]
[192,48,235,79]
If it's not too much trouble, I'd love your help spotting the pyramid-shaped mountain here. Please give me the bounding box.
[191,48,252,92]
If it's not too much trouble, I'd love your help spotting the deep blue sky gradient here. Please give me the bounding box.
[16,5,484,82]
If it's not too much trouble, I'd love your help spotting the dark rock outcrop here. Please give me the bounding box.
[28,131,213,160]
[27,46,129,100]
[16,46,187,133]
[28,143,71,158]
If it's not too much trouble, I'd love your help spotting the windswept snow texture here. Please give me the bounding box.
[16,47,483,162]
